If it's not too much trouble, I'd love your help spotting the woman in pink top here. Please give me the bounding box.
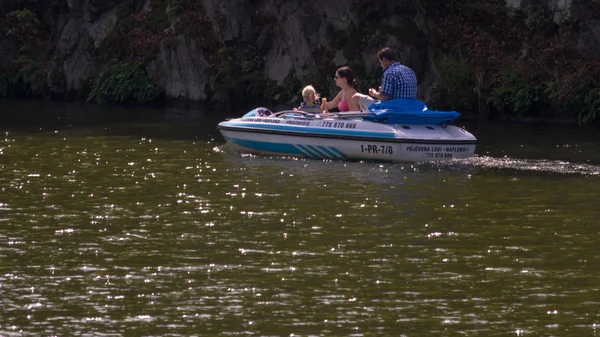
[321,67,361,113]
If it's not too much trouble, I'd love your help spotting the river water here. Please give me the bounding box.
[1,100,599,336]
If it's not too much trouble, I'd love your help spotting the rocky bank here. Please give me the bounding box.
[1,0,599,120]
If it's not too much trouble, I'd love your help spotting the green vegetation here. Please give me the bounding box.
[433,57,475,112]
[356,74,380,96]
[7,57,47,97]
[213,46,281,108]
[0,9,51,98]
[543,61,600,124]
[99,0,171,64]
[166,1,183,18]
[575,88,600,124]
[1,0,600,124]
[88,61,161,104]
[428,0,600,123]
[4,9,41,42]
[487,70,546,117]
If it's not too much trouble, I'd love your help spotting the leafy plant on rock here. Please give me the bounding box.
[487,70,547,117]
[434,57,475,112]
[576,87,600,124]
[88,61,161,104]
[1,9,53,97]
[4,9,41,43]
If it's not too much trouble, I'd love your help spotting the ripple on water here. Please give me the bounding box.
[429,155,600,175]
[1,123,600,336]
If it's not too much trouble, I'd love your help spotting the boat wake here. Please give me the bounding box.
[429,155,600,176]
[215,144,600,176]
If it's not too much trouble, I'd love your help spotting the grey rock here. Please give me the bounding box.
[381,15,408,27]
[57,19,84,56]
[263,1,323,85]
[8,0,600,104]
[146,36,211,101]
[88,0,119,22]
[505,0,526,9]
[333,50,348,66]
[548,0,573,23]
[63,48,92,92]
[56,13,68,34]
[265,39,293,85]
[360,48,380,73]
[143,0,152,12]
[256,25,275,52]
[573,20,600,58]
[67,0,83,12]
[204,0,252,41]
[55,18,95,92]
[86,6,117,48]
[318,3,356,31]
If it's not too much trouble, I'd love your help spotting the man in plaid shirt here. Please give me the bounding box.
[353,47,418,110]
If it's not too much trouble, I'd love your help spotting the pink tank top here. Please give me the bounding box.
[338,94,349,112]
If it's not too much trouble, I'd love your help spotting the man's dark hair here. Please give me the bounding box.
[378,48,396,61]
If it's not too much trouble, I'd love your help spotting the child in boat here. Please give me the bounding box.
[296,85,321,113]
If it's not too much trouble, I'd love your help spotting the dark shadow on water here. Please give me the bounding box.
[0,99,242,141]
[458,119,600,167]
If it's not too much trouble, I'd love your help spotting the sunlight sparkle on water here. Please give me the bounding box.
[2,109,600,336]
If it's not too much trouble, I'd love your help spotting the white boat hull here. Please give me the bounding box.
[218,115,477,162]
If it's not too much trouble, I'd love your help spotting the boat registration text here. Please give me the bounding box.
[318,121,357,129]
[360,144,394,154]
[405,145,471,159]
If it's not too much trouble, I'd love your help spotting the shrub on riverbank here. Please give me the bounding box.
[431,0,600,124]
[432,57,476,113]
[87,61,161,104]
[0,9,52,98]
[2,0,599,124]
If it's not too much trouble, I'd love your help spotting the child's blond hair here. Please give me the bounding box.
[301,85,319,101]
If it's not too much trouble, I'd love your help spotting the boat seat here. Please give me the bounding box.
[366,98,459,125]
[243,107,273,118]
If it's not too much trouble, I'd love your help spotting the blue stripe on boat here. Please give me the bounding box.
[223,122,396,139]
[306,145,330,159]
[224,136,351,160]
[293,144,314,158]
[225,137,393,162]
[318,146,340,160]
[327,146,348,159]
[225,137,305,156]
[296,144,319,158]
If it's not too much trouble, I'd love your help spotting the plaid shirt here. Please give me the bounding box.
[381,62,417,99]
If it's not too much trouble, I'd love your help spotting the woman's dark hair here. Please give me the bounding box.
[378,47,396,61]
[336,66,356,88]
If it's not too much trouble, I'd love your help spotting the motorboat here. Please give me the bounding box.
[217,98,477,162]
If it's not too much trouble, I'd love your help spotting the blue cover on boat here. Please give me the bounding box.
[366,98,460,125]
